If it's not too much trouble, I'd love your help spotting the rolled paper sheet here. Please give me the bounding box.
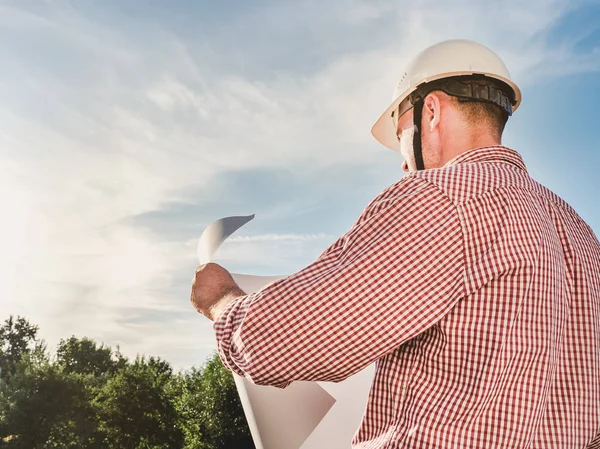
[198,215,374,449]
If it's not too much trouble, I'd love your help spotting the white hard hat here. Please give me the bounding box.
[371,39,522,152]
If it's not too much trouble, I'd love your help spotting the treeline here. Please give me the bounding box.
[0,316,254,449]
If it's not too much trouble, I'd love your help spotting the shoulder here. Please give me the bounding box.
[358,175,455,226]
[409,161,532,205]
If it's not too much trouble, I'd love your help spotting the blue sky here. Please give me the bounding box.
[1,0,598,369]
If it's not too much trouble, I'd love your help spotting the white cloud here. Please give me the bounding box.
[1,0,598,368]
[146,78,212,117]
[214,234,335,278]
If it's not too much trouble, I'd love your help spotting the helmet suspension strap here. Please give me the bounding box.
[412,99,425,171]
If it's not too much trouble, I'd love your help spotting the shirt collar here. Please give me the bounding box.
[443,146,527,171]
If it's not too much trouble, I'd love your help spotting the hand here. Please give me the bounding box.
[190,263,245,321]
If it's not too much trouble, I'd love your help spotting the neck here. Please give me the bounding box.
[439,132,501,167]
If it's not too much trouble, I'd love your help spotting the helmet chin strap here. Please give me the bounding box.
[412,100,426,171]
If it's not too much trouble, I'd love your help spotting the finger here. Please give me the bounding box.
[190,289,201,313]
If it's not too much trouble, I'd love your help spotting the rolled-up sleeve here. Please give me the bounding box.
[213,177,465,388]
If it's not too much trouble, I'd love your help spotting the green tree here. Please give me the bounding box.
[0,316,45,379]
[0,361,103,449]
[175,353,254,449]
[56,336,125,377]
[0,317,255,449]
[0,322,107,448]
[173,368,211,449]
[94,356,183,449]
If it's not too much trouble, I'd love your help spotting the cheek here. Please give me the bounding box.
[420,129,433,160]
[420,128,430,152]
[421,130,441,166]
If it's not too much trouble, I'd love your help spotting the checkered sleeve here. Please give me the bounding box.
[213,177,466,388]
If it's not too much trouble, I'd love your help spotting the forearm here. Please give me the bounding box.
[212,266,379,387]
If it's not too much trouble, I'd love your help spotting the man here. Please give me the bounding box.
[191,40,600,448]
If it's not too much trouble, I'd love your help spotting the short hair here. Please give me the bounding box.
[448,78,510,139]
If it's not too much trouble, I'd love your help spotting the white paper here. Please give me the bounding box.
[198,215,374,449]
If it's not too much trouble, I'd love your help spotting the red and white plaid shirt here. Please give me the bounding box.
[215,146,600,448]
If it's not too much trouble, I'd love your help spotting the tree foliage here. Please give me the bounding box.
[0,316,44,378]
[0,316,254,449]
[56,336,125,377]
[0,362,101,449]
[174,356,253,449]
[94,356,183,449]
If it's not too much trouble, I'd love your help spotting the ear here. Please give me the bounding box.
[423,92,441,132]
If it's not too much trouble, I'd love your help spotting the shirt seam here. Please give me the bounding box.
[399,176,469,305]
